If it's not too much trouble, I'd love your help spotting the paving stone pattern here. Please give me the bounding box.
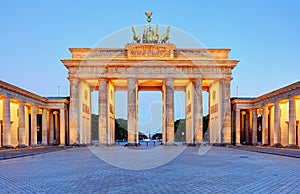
[0,147,299,193]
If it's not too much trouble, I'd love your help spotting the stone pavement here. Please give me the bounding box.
[237,145,300,158]
[0,146,69,160]
[0,146,299,193]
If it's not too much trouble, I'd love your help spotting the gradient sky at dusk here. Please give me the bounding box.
[1,1,299,133]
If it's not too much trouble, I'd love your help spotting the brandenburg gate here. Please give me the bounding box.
[61,20,239,146]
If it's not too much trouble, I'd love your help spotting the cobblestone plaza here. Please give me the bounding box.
[0,147,299,193]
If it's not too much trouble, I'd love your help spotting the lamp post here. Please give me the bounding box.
[182,132,184,146]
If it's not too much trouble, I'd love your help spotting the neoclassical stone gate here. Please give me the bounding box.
[62,43,239,146]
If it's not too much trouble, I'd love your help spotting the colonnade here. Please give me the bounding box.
[0,95,68,148]
[95,78,204,146]
[233,96,300,147]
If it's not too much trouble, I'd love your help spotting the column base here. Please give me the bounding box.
[30,144,39,147]
[285,144,299,149]
[271,143,283,148]
[164,143,177,146]
[2,145,14,149]
[235,143,242,147]
[252,143,258,146]
[125,143,140,147]
[17,144,28,148]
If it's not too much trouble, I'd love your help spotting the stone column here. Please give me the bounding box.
[274,102,281,145]
[98,79,108,145]
[18,102,26,147]
[194,79,203,144]
[69,78,79,145]
[252,109,257,145]
[60,108,65,146]
[262,106,269,145]
[42,108,47,145]
[222,80,232,144]
[3,97,11,147]
[161,82,166,144]
[165,79,174,145]
[49,111,54,144]
[31,105,37,146]
[54,111,59,144]
[235,108,241,145]
[245,111,250,144]
[127,78,138,145]
[288,98,296,146]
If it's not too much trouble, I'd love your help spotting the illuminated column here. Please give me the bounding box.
[18,102,26,147]
[194,79,203,144]
[235,108,241,145]
[69,78,79,145]
[54,111,60,144]
[3,97,11,147]
[166,79,174,145]
[288,98,296,146]
[60,108,65,146]
[42,108,47,145]
[274,102,281,145]
[245,111,250,144]
[162,82,166,144]
[49,111,54,144]
[262,105,269,145]
[127,78,138,145]
[252,109,257,145]
[98,79,108,145]
[222,80,232,144]
[31,105,37,146]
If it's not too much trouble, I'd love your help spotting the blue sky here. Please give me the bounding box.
[1,0,299,133]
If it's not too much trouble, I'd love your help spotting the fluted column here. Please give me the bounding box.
[166,79,174,145]
[262,106,269,145]
[31,105,37,146]
[60,108,65,146]
[252,109,257,145]
[194,80,203,144]
[49,111,54,144]
[235,108,241,145]
[288,98,296,146]
[42,108,47,145]
[274,102,281,145]
[69,78,79,145]
[3,97,11,147]
[127,78,138,145]
[222,80,232,144]
[18,102,26,147]
[54,111,59,144]
[99,79,108,145]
